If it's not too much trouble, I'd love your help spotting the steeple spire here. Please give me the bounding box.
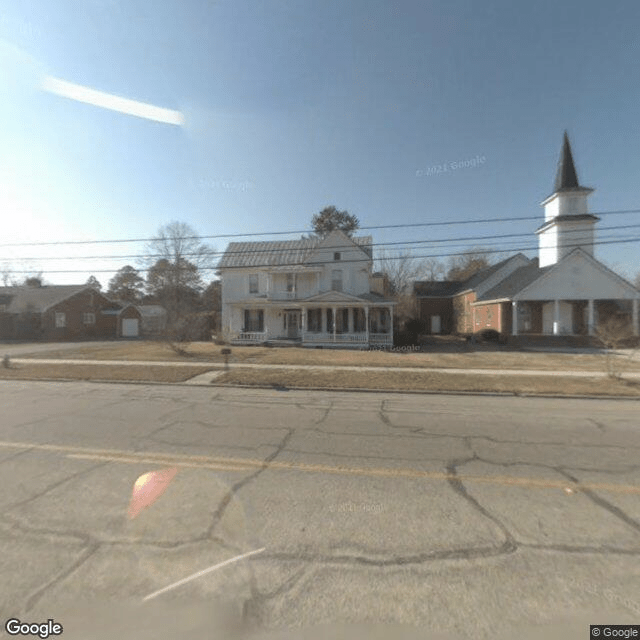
[553,131,582,192]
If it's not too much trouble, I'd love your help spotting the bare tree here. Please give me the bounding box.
[1,264,15,287]
[446,247,494,281]
[140,222,216,354]
[375,249,443,296]
[594,316,637,379]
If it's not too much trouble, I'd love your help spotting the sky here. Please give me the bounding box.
[1,0,639,287]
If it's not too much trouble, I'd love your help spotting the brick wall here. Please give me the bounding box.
[42,289,119,341]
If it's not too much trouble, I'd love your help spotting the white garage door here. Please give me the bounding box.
[122,318,139,337]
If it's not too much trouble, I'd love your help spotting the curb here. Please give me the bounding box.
[207,382,640,401]
[2,376,639,401]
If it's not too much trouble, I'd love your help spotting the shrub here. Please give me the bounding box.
[478,329,501,342]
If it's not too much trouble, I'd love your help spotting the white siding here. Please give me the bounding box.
[517,251,639,300]
[538,225,559,268]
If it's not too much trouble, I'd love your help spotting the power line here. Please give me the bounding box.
[5,235,640,274]
[0,208,639,248]
[3,221,640,263]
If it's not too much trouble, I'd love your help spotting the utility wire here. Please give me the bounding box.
[0,208,639,248]
[5,235,640,274]
[3,222,640,263]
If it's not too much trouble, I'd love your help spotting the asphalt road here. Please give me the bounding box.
[1,380,639,639]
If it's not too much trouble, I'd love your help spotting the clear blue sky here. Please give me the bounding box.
[1,0,639,286]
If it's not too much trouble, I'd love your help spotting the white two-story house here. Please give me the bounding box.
[217,229,396,348]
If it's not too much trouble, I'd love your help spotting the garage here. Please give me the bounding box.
[121,318,139,337]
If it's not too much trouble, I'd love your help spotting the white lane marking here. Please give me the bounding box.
[142,547,266,602]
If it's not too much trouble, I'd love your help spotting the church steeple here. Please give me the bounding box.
[554,131,581,192]
[536,132,599,267]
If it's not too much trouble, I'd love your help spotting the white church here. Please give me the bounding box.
[416,132,640,338]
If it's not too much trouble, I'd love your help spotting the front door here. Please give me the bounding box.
[430,315,441,334]
[286,311,299,339]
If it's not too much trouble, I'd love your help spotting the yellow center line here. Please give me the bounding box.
[1,439,639,495]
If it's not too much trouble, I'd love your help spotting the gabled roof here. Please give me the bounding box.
[458,255,520,291]
[414,281,463,297]
[0,285,94,313]
[217,231,373,269]
[477,260,549,302]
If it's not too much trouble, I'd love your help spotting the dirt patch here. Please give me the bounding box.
[0,363,216,383]
[213,368,640,397]
[16,340,640,374]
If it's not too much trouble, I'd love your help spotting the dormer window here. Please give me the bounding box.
[249,274,258,294]
[334,252,341,261]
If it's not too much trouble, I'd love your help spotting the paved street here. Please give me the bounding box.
[0,380,639,639]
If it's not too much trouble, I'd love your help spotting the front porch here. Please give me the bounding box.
[509,299,640,336]
[228,303,395,348]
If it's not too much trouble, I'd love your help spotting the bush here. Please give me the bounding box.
[477,329,501,342]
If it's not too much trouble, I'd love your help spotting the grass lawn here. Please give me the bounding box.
[213,367,640,397]
[0,363,216,383]
[16,340,640,374]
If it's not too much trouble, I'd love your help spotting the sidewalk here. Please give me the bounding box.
[9,358,640,379]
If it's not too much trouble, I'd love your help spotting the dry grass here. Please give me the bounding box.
[17,340,640,374]
[0,363,215,383]
[213,368,640,397]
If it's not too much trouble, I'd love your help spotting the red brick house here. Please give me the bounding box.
[416,132,640,338]
[0,284,144,340]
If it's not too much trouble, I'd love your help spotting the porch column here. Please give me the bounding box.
[633,299,639,336]
[301,308,307,340]
[553,299,560,335]
[332,307,337,342]
[587,299,595,336]
[512,301,518,336]
[365,306,370,343]
[388,305,393,343]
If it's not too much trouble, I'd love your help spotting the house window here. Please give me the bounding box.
[243,309,264,332]
[249,274,259,294]
[334,252,341,261]
[286,274,295,292]
[55,312,66,328]
[354,308,365,332]
[326,308,334,333]
[331,269,343,292]
[83,312,96,325]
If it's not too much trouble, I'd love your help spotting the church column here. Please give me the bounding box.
[587,299,595,336]
[553,299,560,335]
[633,299,639,336]
[512,301,518,336]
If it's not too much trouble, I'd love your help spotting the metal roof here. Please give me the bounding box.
[217,234,373,269]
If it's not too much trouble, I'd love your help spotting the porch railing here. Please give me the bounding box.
[231,331,268,343]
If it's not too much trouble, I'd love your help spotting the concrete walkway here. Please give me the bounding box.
[8,357,640,379]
